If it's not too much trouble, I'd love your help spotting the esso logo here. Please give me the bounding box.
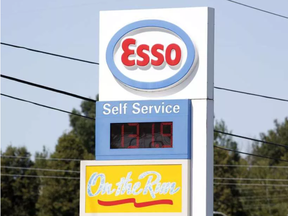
[121,38,182,67]
[106,20,196,91]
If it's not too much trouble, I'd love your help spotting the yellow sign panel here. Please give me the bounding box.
[85,164,182,213]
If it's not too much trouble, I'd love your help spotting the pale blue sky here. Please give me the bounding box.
[1,0,288,155]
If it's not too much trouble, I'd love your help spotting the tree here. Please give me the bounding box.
[252,118,288,165]
[1,146,40,216]
[244,118,288,216]
[35,96,96,216]
[214,120,248,216]
[69,96,97,155]
[36,133,93,216]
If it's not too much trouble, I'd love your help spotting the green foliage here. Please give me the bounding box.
[214,118,288,216]
[252,118,288,165]
[70,96,98,155]
[242,118,288,216]
[36,133,93,216]
[214,120,247,216]
[34,96,96,216]
[1,146,40,216]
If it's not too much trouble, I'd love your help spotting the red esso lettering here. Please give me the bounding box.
[121,38,181,67]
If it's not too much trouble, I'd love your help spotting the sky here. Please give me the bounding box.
[1,0,288,155]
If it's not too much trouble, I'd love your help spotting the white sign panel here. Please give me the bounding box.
[99,7,214,100]
[95,7,214,216]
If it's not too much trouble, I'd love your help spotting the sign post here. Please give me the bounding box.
[80,7,214,216]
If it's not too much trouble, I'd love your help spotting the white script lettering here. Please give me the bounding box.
[87,171,180,199]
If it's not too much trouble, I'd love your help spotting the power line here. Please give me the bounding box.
[245,188,288,192]
[214,86,288,103]
[1,55,288,104]
[214,177,288,182]
[1,93,94,120]
[0,155,82,162]
[214,182,288,187]
[0,42,99,65]
[0,74,96,102]
[2,91,286,149]
[243,202,288,210]
[1,166,80,173]
[227,0,288,20]
[215,130,288,149]
[236,188,288,193]
[214,164,288,168]
[240,197,288,203]
[2,144,287,163]
[214,145,288,163]
[240,197,288,202]
[237,195,288,199]
[2,166,288,181]
[2,92,287,150]
[243,204,288,211]
[2,92,287,163]
[1,174,79,180]
[1,41,287,107]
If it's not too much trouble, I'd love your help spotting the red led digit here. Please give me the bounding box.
[128,123,139,148]
[151,123,155,147]
[110,122,173,149]
[160,122,173,148]
[121,124,125,148]
[121,38,136,66]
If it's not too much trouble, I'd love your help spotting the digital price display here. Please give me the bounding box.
[110,122,173,149]
[96,100,191,160]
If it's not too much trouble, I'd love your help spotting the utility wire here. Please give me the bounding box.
[2,145,286,164]
[4,166,288,180]
[2,92,287,163]
[1,50,288,103]
[243,203,288,210]
[214,164,288,168]
[3,174,288,183]
[239,197,288,202]
[214,182,288,187]
[214,86,288,103]
[214,177,288,182]
[2,92,286,149]
[0,42,99,65]
[215,130,288,149]
[1,166,80,173]
[214,145,288,163]
[227,0,288,20]
[0,74,96,102]
[1,166,288,181]
[1,93,94,120]
[237,195,288,199]
[2,166,288,182]
[1,174,79,180]
[6,89,287,152]
[243,201,288,210]
[0,155,82,162]
[236,188,288,192]
[2,146,287,164]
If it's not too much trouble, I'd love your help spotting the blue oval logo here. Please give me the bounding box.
[106,20,195,90]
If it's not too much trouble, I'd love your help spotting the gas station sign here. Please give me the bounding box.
[80,7,214,216]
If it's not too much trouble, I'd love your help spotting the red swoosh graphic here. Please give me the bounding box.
[98,198,173,208]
